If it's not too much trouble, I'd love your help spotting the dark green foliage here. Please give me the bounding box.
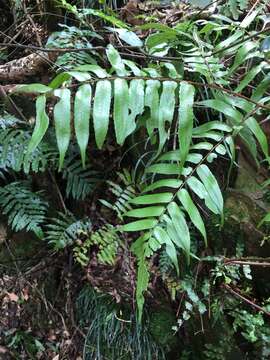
[0,181,48,237]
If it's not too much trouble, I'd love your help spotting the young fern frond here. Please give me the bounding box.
[73,224,121,266]
[0,181,48,237]
[45,212,92,249]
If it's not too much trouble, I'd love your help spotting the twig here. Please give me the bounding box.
[48,169,68,214]
[225,260,270,267]
[222,283,270,316]
[0,85,28,122]
[23,2,43,47]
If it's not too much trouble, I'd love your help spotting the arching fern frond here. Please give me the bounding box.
[15,43,270,170]
[123,83,233,319]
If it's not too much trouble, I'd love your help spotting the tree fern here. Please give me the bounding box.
[0,181,48,237]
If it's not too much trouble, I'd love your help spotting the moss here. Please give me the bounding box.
[149,306,178,348]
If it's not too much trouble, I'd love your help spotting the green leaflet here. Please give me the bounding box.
[146,163,182,175]
[251,76,270,101]
[192,121,231,135]
[136,254,149,322]
[74,84,92,167]
[191,142,213,151]
[156,151,201,164]
[124,206,164,218]
[178,82,195,167]
[113,79,129,145]
[106,44,127,76]
[27,95,49,155]
[13,84,52,94]
[245,117,269,161]
[145,80,161,136]
[142,179,182,193]
[67,71,91,81]
[258,213,270,228]
[122,218,158,231]
[49,73,71,89]
[187,176,219,215]
[196,164,224,217]
[235,63,263,92]
[199,99,243,124]
[129,193,173,205]
[214,30,244,53]
[74,64,109,78]
[158,81,177,152]
[167,202,190,261]
[131,233,150,322]
[229,41,257,74]
[54,89,71,170]
[154,226,179,275]
[128,79,145,135]
[93,80,112,149]
[177,188,207,244]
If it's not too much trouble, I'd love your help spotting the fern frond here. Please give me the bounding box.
[62,152,100,200]
[0,112,24,129]
[100,169,137,220]
[0,127,58,174]
[73,224,121,266]
[123,84,234,319]
[0,181,48,237]
[45,212,92,249]
[46,24,101,70]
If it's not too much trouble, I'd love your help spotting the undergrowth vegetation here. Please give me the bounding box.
[0,0,270,358]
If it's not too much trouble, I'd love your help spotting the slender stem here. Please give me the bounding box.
[222,283,270,316]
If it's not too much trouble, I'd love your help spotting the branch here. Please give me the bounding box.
[222,283,270,316]
[0,51,52,82]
